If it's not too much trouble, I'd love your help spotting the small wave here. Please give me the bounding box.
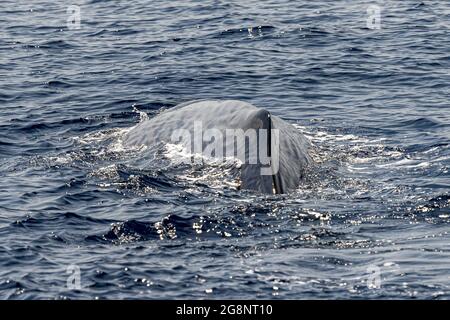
[216,25,276,39]
[38,40,76,50]
[86,214,244,244]
[398,117,443,129]
[12,212,112,230]
[44,80,74,89]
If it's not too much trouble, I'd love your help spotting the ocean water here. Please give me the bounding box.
[0,0,449,299]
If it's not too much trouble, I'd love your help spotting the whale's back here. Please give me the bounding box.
[123,100,312,194]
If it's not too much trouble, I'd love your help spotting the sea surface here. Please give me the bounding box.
[0,0,449,299]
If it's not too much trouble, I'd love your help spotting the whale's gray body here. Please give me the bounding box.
[123,100,312,194]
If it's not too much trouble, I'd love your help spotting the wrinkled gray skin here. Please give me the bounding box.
[123,100,312,194]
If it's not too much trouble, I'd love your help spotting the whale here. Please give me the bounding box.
[123,100,312,194]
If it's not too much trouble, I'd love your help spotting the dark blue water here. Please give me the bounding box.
[0,0,449,299]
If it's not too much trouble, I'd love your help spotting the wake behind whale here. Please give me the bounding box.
[124,100,312,194]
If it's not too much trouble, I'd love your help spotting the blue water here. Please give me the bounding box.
[0,0,449,299]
